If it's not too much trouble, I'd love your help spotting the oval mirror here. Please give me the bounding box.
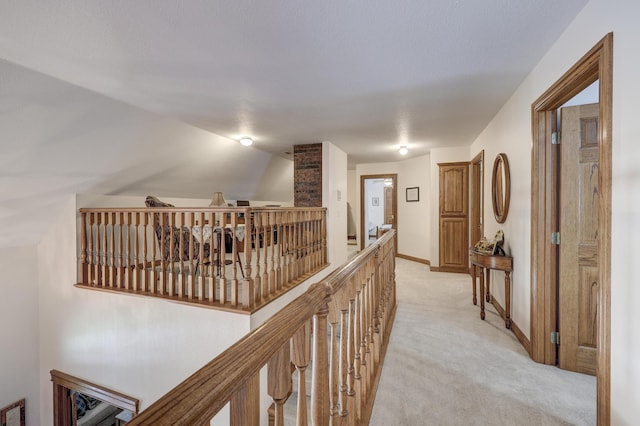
[492,153,510,223]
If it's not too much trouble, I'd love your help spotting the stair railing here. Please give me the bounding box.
[126,230,397,425]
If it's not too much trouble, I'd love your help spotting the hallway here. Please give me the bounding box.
[370,257,596,425]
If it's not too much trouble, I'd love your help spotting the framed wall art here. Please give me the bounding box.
[406,187,419,202]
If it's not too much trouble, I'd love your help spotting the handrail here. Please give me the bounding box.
[127,230,397,425]
[76,206,327,313]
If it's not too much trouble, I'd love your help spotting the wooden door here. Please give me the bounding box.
[558,103,599,375]
[384,187,394,224]
[438,162,469,273]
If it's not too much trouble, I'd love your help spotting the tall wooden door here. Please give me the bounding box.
[558,103,599,376]
[439,162,469,273]
[384,187,394,224]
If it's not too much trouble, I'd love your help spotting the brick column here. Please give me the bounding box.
[294,143,323,207]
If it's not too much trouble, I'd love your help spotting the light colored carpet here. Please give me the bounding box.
[369,257,596,425]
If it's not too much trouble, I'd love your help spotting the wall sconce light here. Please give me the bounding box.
[239,137,253,147]
[399,146,409,155]
[209,192,226,207]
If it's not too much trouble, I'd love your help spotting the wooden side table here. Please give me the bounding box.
[469,248,513,328]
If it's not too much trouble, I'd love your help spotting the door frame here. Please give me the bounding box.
[360,174,398,251]
[51,370,139,425]
[470,150,484,248]
[530,33,612,424]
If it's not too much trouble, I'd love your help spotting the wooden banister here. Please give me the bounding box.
[77,207,328,313]
[126,230,397,425]
[128,283,330,425]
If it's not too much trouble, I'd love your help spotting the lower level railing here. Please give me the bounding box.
[76,206,327,312]
[126,230,397,425]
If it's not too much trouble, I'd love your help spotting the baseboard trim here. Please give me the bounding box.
[490,296,531,356]
[396,253,430,265]
[430,265,469,274]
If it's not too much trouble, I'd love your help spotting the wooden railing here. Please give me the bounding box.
[126,230,396,425]
[77,207,327,312]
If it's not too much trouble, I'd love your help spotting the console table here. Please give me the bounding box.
[469,248,513,328]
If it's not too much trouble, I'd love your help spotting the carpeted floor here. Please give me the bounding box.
[369,257,596,425]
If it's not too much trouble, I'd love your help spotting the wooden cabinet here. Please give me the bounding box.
[438,162,469,273]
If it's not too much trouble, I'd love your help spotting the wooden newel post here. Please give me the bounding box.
[312,289,331,426]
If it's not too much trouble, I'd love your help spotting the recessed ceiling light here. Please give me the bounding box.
[399,146,409,155]
[239,137,253,146]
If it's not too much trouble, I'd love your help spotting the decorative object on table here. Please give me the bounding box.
[473,237,493,255]
[1,398,25,426]
[406,186,419,202]
[209,192,227,226]
[491,229,505,255]
[209,192,226,207]
[473,229,505,256]
[492,153,511,223]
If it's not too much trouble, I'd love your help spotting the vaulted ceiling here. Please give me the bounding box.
[0,0,588,165]
[0,0,590,247]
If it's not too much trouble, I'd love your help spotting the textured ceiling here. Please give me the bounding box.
[0,0,589,165]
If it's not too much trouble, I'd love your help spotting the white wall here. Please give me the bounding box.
[356,157,430,261]
[0,245,40,426]
[400,155,431,261]
[37,196,250,425]
[429,146,471,267]
[346,169,357,236]
[322,141,348,267]
[468,0,640,422]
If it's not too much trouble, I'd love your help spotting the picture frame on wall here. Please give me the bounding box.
[371,197,380,206]
[1,399,26,426]
[406,187,419,202]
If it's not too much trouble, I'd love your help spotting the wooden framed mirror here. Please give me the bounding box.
[491,153,510,223]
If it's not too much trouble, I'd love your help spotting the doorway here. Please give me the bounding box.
[360,174,397,251]
[470,151,484,248]
[530,33,612,424]
[51,370,138,426]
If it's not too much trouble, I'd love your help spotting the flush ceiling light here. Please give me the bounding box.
[239,137,253,147]
[399,145,409,155]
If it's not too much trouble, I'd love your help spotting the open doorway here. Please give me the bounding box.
[360,174,397,251]
[470,150,484,248]
[530,33,612,424]
[51,370,138,426]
